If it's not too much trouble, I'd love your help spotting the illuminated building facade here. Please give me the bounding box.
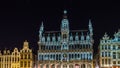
[0,40,33,68]
[38,10,94,68]
[11,48,20,68]
[99,30,120,68]
[20,40,33,68]
[0,49,11,68]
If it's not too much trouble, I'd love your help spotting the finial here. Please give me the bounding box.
[104,32,108,37]
[64,10,67,14]
[89,19,92,26]
[63,10,67,18]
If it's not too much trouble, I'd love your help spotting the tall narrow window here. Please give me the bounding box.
[113,45,116,50]
[102,59,104,65]
[113,52,116,59]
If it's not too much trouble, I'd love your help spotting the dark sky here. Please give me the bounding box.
[0,0,120,54]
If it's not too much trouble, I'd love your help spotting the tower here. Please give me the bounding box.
[61,10,69,50]
[61,10,69,42]
[60,10,70,61]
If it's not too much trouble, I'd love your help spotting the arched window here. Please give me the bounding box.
[81,64,85,68]
[87,64,91,68]
[57,65,61,68]
[51,64,55,68]
[46,64,49,68]
[25,54,27,59]
[75,54,77,58]
[63,64,67,68]
[69,64,73,68]
[28,61,30,67]
[56,54,58,60]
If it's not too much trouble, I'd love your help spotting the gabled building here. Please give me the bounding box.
[0,40,34,68]
[37,10,94,68]
[20,40,33,68]
[99,29,120,68]
[11,48,20,68]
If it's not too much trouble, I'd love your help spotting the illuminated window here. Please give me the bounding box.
[21,54,23,59]
[25,55,27,59]
[24,61,27,67]
[28,61,30,67]
[28,54,30,59]
[20,61,23,67]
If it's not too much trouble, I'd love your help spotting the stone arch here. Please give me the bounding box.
[69,64,74,68]
[51,64,55,68]
[81,64,85,68]
[57,64,61,68]
[75,64,80,68]
[63,64,67,68]
[87,64,91,68]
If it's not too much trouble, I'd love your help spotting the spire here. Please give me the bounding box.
[103,32,109,40]
[63,10,67,19]
[89,19,92,27]
[40,21,44,31]
[39,21,44,41]
[88,19,93,36]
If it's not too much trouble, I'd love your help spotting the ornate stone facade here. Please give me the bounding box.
[99,30,120,68]
[0,40,33,68]
[38,10,94,68]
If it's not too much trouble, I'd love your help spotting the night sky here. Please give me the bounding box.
[0,0,120,54]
